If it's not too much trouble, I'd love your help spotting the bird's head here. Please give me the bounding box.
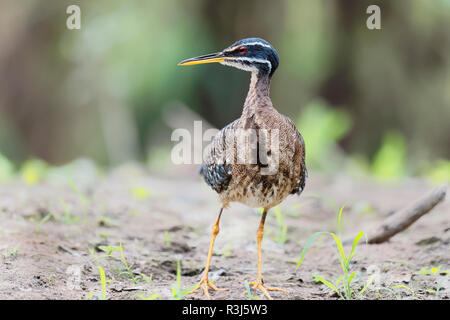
[178,38,279,78]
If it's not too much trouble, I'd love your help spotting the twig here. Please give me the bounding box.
[367,183,447,244]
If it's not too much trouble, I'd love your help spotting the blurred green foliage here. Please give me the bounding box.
[0,153,14,182]
[296,100,352,170]
[425,160,450,184]
[20,159,48,186]
[371,131,407,181]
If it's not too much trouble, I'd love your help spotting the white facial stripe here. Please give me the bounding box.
[239,42,272,48]
[224,56,272,73]
[220,60,259,73]
[224,42,273,53]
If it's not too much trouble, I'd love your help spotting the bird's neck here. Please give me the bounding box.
[242,72,272,117]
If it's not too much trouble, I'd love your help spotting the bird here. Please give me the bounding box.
[178,38,307,299]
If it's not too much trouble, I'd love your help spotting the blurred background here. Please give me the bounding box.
[0,0,449,184]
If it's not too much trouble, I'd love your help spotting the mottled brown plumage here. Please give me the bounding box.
[201,72,306,209]
[179,38,306,299]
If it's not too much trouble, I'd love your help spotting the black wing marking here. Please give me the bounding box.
[290,164,307,195]
[199,119,239,193]
[199,164,232,193]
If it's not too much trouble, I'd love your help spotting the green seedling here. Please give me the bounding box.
[136,273,159,300]
[99,232,109,241]
[171,260,195,300]
[417,266,448,298]
[296,206,373,300]
[244,280,261,300]
[2,246,19,259]
[390,284,418,300]
[433,276,447,297]
[60,199,79,224]
[32,213,52,233]
[47,273,55,285]
[273,206,288,245]
[287,201,313,218]
[97,242,139,284]
[69,182,91,224]
[86,266,108,300]
[418,265,448,276]
[132,186,153,200]
[164,231,171,248]
[257,206,288,244]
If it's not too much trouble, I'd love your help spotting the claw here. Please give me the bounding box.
[189,277,228,298]
[245,280,287,300]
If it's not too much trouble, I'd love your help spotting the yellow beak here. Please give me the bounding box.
[178,52,225,66]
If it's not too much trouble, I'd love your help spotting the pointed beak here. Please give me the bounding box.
[178,52,225,66]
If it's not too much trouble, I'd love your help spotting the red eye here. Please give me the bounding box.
[239,46,247,55]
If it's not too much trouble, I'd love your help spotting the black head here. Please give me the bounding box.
[178,38,280,78]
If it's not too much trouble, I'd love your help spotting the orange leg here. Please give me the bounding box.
[247,208,288,300]
[189,208,228,297]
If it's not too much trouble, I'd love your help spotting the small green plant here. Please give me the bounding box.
[47,273,56,286]
[86,266,108,300]
[136,273,159,300]
[31,213,52,233]
[171,260,195,300]
[296,206,374,300]
[2,246,19,259]
[164,231,171,248]
[244,280,260,300]
[432,276,447,297]
[418,265,448,276]
[131,186,153,200]
[97,242,139,284]
[60,199,79,224]
[390,284,418,300]
[417,265,448,298]
[273,206,288,245]
[69,182,91,224]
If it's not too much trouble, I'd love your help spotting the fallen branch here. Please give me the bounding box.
[367,183,447,244]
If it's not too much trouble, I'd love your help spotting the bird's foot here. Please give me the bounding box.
[188,277,228,298]
[246,279,287,300]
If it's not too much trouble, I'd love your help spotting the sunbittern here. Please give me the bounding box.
[178,38,307,299]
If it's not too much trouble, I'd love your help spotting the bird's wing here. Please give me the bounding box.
[280,115,307,195]
[200,119,240,193]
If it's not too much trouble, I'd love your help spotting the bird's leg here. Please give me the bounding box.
[247,209,288,300]
[188,208,228,297]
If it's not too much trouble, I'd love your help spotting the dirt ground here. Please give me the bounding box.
[0,162,448,300]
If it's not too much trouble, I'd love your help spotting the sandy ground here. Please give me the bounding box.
[0,163,448,300]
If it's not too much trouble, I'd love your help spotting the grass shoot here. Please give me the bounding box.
[296,206,374,300]
[171,260,195,300]
[136,273,159,300]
